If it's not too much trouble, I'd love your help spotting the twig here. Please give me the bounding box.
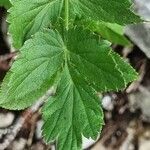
[0,52,16,62]
[26,113,39,147]
[126,59,147,93]
[0,52,17,70]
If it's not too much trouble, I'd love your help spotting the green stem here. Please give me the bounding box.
[65,0,69,30]
[64,0,69,65]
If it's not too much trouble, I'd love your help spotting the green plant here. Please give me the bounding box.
[0,0,11,9]
[0,0,141,149]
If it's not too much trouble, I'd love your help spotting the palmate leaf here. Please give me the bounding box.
[8,0,140,48]
[0,28,138,149]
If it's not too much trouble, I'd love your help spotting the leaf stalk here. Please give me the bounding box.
[64,0,69,30]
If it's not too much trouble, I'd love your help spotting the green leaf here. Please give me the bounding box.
[0,28,137,149]
[0,0,11,9]
[9,0,140,48]
[42,66,104,150]
[66,28,137,92]
[70,0,140,25]
[8,0,64,48]
[0,29,64,109]
[42,28,137,149]
[81,21,132,46]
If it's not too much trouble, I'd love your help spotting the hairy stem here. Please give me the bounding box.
[64,0,69,30]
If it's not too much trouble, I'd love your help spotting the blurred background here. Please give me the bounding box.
[0,0,150,150]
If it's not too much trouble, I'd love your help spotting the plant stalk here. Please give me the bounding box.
[65,0,69,31]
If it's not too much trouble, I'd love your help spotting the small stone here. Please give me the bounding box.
[11,138,26,150]
[102,96,114,111]
[0,112,15,128]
